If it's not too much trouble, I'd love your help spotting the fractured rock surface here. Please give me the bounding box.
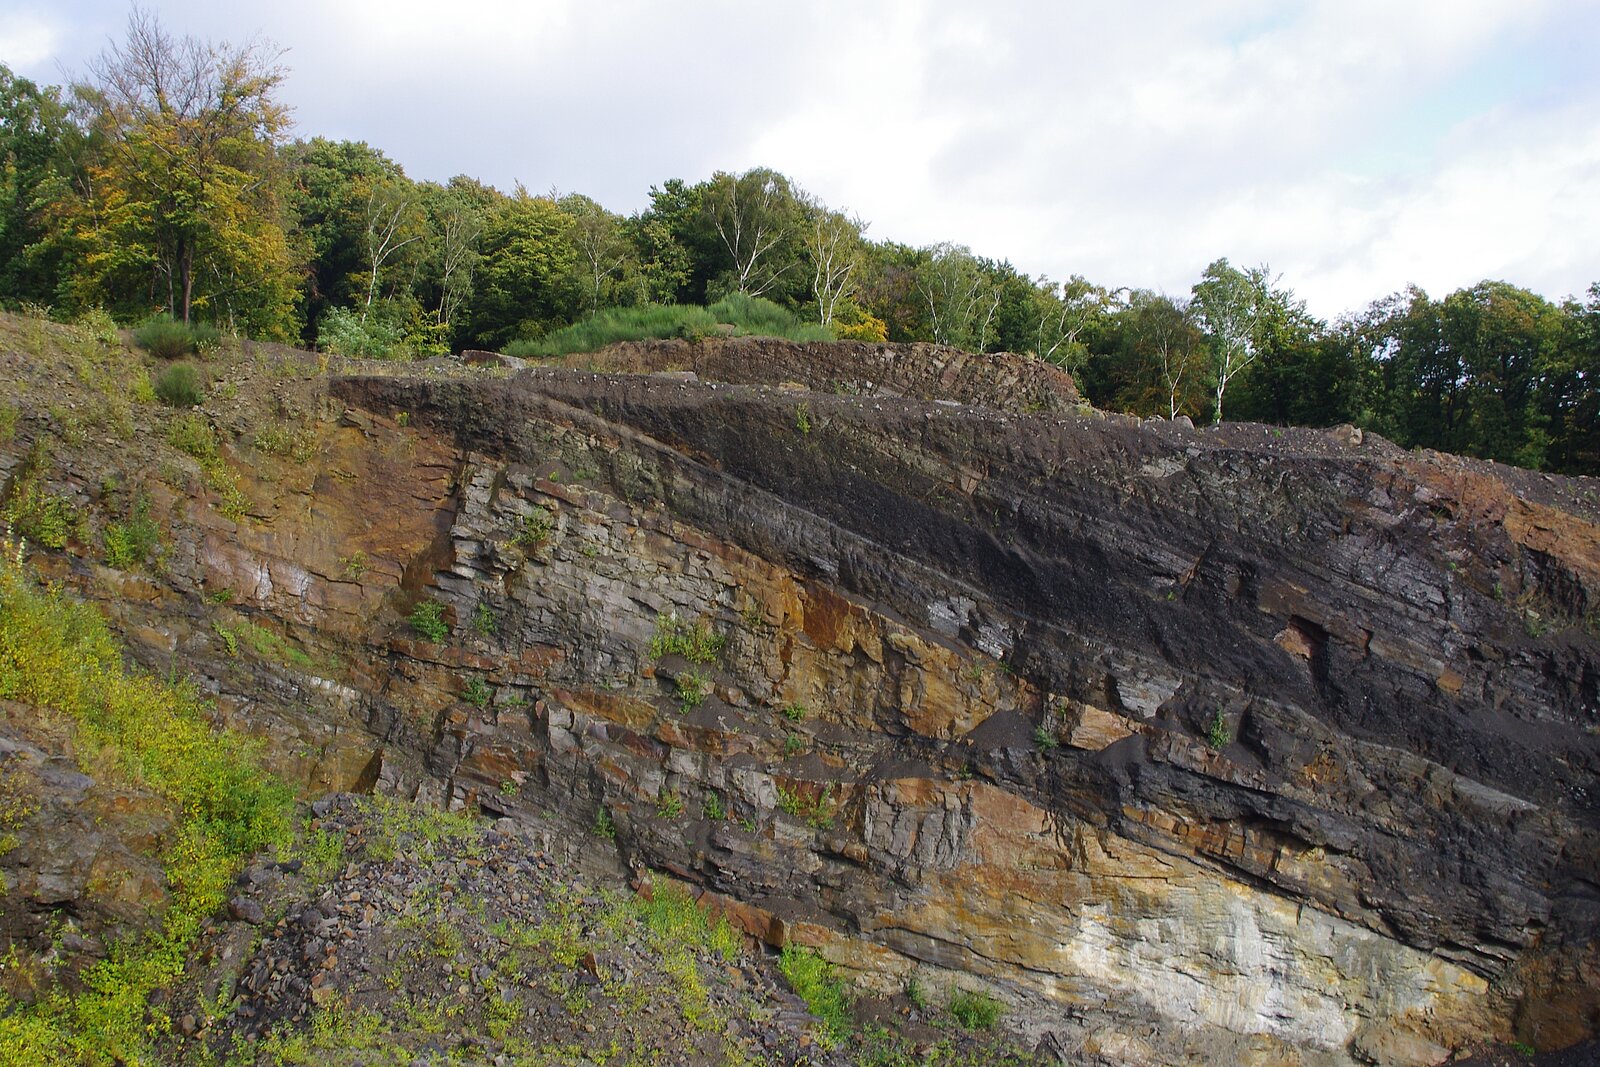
[4,334,1596,1064]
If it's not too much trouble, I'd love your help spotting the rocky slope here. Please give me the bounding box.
[2,321,1597,1064]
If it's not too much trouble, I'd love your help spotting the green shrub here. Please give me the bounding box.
[709,292,832,342]
[317,305,406,359]
[510,506,553,547]
[409,598,448,642]
[153,362,203,407]
[74,308,120,346]
[2,443,78,549]
[103,494,160,570]
[133,314,195,359]
[1206,709,1232,750]
[163,415,249,521]
[190,321,222,353]
[702,791,725,820]
[776,782,835,829]
[462,674,492,708]
[947,988,1002,1030]
[253,423,317,462]
[166,413,217,459]
[632,879,742,963]
[132,314,219,359]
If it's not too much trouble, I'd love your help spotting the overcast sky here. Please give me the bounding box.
[4,0,1598,318]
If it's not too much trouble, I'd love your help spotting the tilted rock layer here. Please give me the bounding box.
[6,336,1597,1064]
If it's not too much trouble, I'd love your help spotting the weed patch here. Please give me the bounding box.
[648,614,725,664]
[0,540,293,1065]
[779,945,851,1046]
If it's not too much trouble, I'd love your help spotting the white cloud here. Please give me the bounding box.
[0,11,63,70]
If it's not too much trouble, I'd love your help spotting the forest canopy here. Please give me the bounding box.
[2,11,1597,474]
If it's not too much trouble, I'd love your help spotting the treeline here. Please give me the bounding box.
[2,12,1597,474]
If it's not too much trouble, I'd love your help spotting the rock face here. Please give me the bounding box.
[5,335,1598,1064]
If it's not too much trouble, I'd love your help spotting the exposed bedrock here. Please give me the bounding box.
[16,337,1592,1064]
[311,343,1599,1064]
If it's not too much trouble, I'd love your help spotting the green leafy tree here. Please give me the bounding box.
[631,178,712,303]
[702,166,804,300]
[1191,258,1281,422]
[284,137,406,337]
[0,65,81,307]
[358,173,427,319]
[1096,291,1210,419]
[1443,281,1559,468]
[462,187,581,348]
[800,195,866,326]
[1223,297,1332,426]
[1030,275,1113,372]
[1542,283,1600,474]
[70,8,297,334]
[912,242,1002,348]
[855,239,928,342]
[559,193,633,313]
[423,178,487,338]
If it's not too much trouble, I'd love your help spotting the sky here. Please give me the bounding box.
[3,0,1598,319]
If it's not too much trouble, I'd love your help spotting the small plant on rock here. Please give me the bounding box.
[781,702,807,723]
[462,674,492,708]
[657,791,684,819]
[675,669,712,710]
[649,614,725,664]
[948,988,1002,1030]
[702,791,725,820]
[409,598,448,643]
[103,493,161,570]
[779,945,850,1046]
[1033,724,1058,750]
[473,600,498,637]
[510,506,553,548]
[1206,708,1232,750]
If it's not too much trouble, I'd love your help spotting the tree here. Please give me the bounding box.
[800,196,865,326]
[1129,292,1207,419]
[0,65,80,307]
[284,138,405,337]
[702,167,802,299]
[912,243,999,349]
[1191,258,1275,422]
[359,175,426,320]
[73,7,295,330]
[427,180,485,333]
[559,193,631,313]
[1032,275,1111,372]
[462,188,580,349]
[1544,283,1600,475]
